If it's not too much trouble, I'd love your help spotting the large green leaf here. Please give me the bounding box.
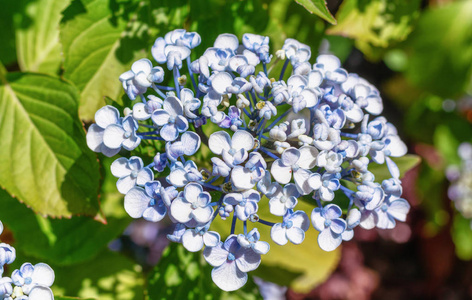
[0,71,100,217]
[147,243,261,300]
[404,1,472,97]
[60,0,137,120]
[52,250,144,300]
[16,0,70,74]
[0,187,129,265]
[211,198,340,293]
[327,0,421,60]
[294,0,336,25]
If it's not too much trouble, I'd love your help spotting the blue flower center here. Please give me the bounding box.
[124,131,131,138]
[191,202,199,209]
[228,148,236,155]
[280,196,287,203]
[149,199,156,206]
[324,219,332,227]
[239,199,247,206]
[381,204,388,212]
[25,277,32,285]
[168,116,175,124]
[131,170,138,178]
[227,253,236,261]
[283,220,293,229]
[292,164,300,171]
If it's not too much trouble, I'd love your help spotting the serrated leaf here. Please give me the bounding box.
[294,0,336,25]
[327,0,420,60]
[147,243,261,300]
[60,0,135,120]
[369,154,421,182]
[0,187,130,265]
[0,72,100,217]
[404,1,472,97]
[16,0,71,74]
[211,199,340,293]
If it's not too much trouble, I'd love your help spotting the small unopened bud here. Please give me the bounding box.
[276,49,286,60]
[200,169,210,181]
[222,182,233,193]
[256,101,266,110]
[221,94,230,108]
[236,94,250,109]
[247,120,257,131]
[178,75,187,86]
[249,214,260,222]
[253,139,260,150]
[123,107,132,116]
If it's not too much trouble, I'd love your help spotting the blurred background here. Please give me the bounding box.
[1,0,472,299]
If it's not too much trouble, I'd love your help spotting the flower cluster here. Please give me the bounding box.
[447,142,472,225]
[0,221,55,300]
[86,30,410,291]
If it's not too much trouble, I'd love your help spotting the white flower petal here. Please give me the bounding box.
[209,131,232,155]
[270,224,288,245]
[124,188,150,218]
[270,159,292,184]
[182,230,204,252]
[211,262,247,292]
[231,130,255,152]
[31,263,55,287]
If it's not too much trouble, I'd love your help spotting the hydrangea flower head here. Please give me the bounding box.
[86,30,410,291]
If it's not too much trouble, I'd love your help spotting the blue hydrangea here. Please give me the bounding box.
[86,30,410,291]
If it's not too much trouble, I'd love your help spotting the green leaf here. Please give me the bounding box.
[211,199,340,293]
[15,0,71,74]
[452,213,472,260]
[327,0,421,60]
[293,0,336,25]
[60,0,137,120]
[0,188,130,265]
[0,72,100,217]
[147,243,261,300]
[404,1,472,97]
[369,154,421,182]
[50,250,144,300]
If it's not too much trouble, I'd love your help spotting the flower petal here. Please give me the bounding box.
[170,198,193,223]
[211,262,247,292]
[231,130,255,152]
[318,229,342,251]
[287,227,305,244]
[270,159,292,184]
[204,242,228,267]
[209,131,232,155]
[270,224,288,245]
[182,230,204,252]
[32,263,55,287]
[124,187,150,218]
[236,248,261,272]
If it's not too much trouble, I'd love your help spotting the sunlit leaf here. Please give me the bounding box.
[0,188,129,265]
[327,0,421,60]
[16,0,70,74]
[50,250,144,300]
[60,0,137,120]
[294,0,336,25]
[0,72,100,217]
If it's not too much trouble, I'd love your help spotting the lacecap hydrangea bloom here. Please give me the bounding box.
[86,29,410,291]
[0,221,55,300]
